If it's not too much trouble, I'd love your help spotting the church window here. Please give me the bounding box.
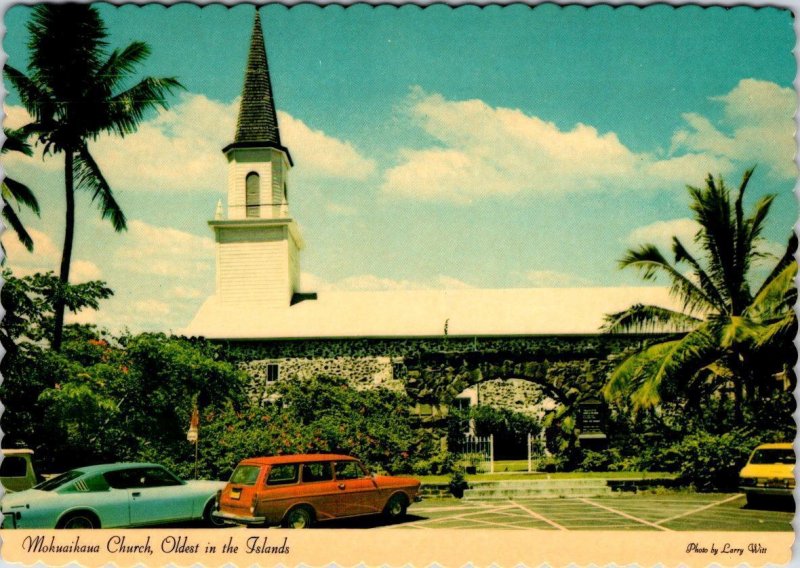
[246,172,260,217]
[265,363,280,383]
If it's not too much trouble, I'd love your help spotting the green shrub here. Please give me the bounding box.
[448,468,469,498]
[654,429,781,492]
[579,448,621,472]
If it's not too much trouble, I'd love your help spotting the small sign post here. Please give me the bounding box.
[577,397,608,451]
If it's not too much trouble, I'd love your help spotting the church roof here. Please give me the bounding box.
[224,11,291,161]
[184,286,683,340]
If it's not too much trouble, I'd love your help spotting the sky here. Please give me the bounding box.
[2,3,797,334]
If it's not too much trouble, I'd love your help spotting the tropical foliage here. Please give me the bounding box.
[5,4,182,350]
[1,128,40,252]
[602,168,796,423]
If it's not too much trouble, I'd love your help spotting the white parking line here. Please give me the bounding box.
[656,494,744,525]
[510,500,567,531]
[578,498,672,531]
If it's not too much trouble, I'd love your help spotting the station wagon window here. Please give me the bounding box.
[266,464,298,486]
[302,462,333,483]
[230,465,261,485]
[334,461,366,480]
[0,456,27,477]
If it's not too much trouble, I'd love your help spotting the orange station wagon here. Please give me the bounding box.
[213,454,421,528]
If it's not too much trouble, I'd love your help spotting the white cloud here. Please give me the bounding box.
[65,309,98,326]
[382,82,791,203]
[671,79,796,180]
[277,112,376,180]
[3,227,101,283]
[627,218,701,252]
[524,270,593,287]
[89,94,236,193]
[325,202,358,216]
[70,259,102,282]
[113,219,215,278]
[3,94,376,194]
[134,299,171,317]
[170,286,204,299]
[301,271,473,292]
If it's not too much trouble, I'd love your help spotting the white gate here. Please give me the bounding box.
[527,431,548,472]
[456,434,494,474]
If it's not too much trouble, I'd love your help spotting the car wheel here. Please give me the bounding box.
[58,512,99,529]
[283,506,313,529]
[203,499,227,528]
[746,493,764,509]
[384,494,408,521]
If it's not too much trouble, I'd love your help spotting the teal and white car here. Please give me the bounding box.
[1,462,226,529]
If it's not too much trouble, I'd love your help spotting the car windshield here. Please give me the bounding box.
[230,465,261,486]
[750,449,795,464]
[33,470,84,491]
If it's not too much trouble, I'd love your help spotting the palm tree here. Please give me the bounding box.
[5,5,182,350]
[2,127,40,252]
[602,168,796,424]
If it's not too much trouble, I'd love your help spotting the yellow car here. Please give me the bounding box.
[738,442,795,507]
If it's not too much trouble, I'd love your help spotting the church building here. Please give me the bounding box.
[186,13,678,420]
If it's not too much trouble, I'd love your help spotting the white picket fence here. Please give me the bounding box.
[456,434,494,474]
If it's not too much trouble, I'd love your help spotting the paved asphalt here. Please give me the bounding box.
[318,493,794,531]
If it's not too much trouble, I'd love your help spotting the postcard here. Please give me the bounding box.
[0,2,795,567]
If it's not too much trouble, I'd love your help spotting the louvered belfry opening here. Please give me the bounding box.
[246,172,260,218]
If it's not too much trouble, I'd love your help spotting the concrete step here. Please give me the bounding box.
[468,479,610,489]
[462,479,613,500]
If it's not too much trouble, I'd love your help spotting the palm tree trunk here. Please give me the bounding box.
[52,148,75,352]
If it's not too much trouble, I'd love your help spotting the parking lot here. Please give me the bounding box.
[322,493,793,531]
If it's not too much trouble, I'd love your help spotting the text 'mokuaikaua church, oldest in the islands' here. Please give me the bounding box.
[186,12,679,437]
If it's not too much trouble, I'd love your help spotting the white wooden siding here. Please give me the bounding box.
[217,226,290,307]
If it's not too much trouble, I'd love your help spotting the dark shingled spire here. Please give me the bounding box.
[225,11,291,162]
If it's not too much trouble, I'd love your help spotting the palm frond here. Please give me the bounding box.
[687,178,738,308]
[3,65,54,121]
[747,262,797,322]
[753,314,798,350]
[754,233,797,300]
[630,325,721,410]
[603,303,701,334]
[2,128,33,156]
[719,316,762,348]
[2,177,41,215]
[619,244,717,314]
[1,194,35,251]
[96,41,152,93]
[102,77,184,138]
[74,144,126,231]
[603,341,680,403]
[671,237,726,311]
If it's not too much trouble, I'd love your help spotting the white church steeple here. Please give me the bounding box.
[207,11,305,308]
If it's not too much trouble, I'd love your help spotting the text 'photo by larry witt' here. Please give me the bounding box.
[0,2,795,537]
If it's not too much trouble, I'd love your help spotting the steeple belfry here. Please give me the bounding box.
[209,10,305,309]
